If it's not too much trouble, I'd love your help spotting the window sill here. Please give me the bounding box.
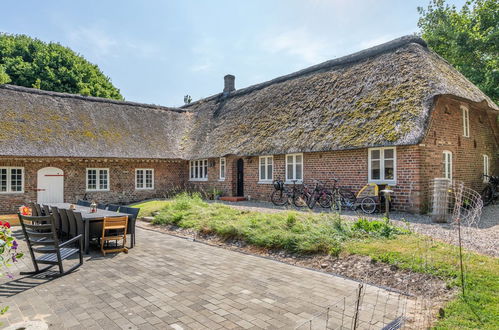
[368,180,396,186]
[86,189,110,192]
[258,181,273,184]
[0,191,24,194]
[189,179,208,182]
[218,179,225,182]
[135,188,154,191]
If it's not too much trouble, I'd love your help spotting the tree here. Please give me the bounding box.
[0,33,123,100]
[418,0,498,105]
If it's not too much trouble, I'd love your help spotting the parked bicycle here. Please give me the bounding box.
[271,179,308,207]
[330,178,378,214]
[306,180,333,209]
[481,174,499,206]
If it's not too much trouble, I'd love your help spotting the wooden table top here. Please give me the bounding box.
[47,203,131,220]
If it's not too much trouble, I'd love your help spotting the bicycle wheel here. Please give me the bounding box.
[360,197,377,214]
[307,192,318,209]
[340,189,357,210]
[271,189,288,206]
[293,191,309,208]
[481,185,494,206]
[318,192,333,208]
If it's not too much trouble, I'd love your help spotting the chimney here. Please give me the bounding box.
[223,74,235,93]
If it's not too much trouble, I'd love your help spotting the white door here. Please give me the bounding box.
[37,167,64,204]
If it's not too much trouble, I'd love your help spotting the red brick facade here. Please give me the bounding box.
[0,158,187,213]
[1,97,497,214]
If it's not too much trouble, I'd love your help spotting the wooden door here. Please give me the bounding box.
[37,167,64,204]
[236,159,244,197]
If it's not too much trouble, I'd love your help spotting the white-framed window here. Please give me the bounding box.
[483,154,489,183]
[86,168,109,191]
[0,167,24,193]
[462,105,470,137]
[136,169,154,190]
[285,153,303,183]
[442,151,452,180]
[219,157,226,181]
[259,156,273,182]
[189,159,208,181]
[368,147,396,184]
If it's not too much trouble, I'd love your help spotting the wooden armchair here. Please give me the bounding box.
[18,214,83,276]
[101,216,128,256]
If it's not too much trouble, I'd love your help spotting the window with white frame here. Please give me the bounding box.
[483,154,489,182]
[0,167,24,193]
[368,147,396,184]
[442,151,452,180]
[136,169,154,190]
[190,159,208,181]
[462,106,470,137]
[259,156,273,182]
[286,153,303,182]
[86,168,109,191]
[219,157,226,180]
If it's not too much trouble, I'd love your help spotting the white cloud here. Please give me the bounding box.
[188,36,223,72]
[359,30,416,49]
[260,28,333,64]
[67,26,162,60]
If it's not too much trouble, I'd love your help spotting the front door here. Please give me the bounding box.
[37,167,64,204]
[236,158,244,196]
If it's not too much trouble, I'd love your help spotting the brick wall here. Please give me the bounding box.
[189,146,423,212]
[419,96,498,210]
[0,157,187,214]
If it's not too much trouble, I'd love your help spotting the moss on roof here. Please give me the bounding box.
[0,36,496,159]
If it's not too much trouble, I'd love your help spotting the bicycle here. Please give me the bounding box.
[271,179,307,207]
[306,180,333,209]
[329,178,378,214]
[481,174,499,206]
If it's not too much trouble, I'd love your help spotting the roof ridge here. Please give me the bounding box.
[182,35,427,108]
[0,84,188,113]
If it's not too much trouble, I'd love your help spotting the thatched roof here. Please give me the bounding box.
[0,85,191,159]
[1,35,497,160]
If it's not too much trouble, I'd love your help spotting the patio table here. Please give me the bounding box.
[47,203,131,254]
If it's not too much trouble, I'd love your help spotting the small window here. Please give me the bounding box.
[368,147,396,184]
[0,167,24,193]
[86,168,109,191]
[442,151,452,180]
[462,106,470,137]
[219,157,226,180]
[190,159,208,181]
[483,154,489,182]
[285,153,303,183]
[259,156,273,182]
[136,169,154,190]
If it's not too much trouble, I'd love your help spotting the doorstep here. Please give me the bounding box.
[220,196,247,202]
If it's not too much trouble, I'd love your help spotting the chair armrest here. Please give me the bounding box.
[60,234,83,247]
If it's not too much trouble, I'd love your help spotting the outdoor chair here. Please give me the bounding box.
[58,208,70,240]
[42,205,51,216]
[77,200,91,207]
[34,204,43,216]
[97,203,107,210]
[66,209,84,238]
[107,204,120,212]
[51,206,62,237]
[29,202,38,216]
[119,206,140,248]
[100,216,128,256]
[18,214,83,276]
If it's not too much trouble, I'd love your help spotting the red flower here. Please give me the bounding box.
[3,222,10,228]
[0,221,2,226]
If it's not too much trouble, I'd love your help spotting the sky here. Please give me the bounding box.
[3,0,467,107]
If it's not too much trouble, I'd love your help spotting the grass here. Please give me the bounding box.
[140,193,498,328]
[149,193,405,256]
[131,200,169,218]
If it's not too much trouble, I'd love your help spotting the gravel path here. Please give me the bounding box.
[213,200,499,257]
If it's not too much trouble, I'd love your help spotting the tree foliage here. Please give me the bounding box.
[418,0,498,105]
[0,33,123,100]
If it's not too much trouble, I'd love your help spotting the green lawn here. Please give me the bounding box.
[138,194,499,329]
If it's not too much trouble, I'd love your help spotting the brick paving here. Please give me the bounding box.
[0,227,409,329]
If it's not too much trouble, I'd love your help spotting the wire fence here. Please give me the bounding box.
[295,179,484,329]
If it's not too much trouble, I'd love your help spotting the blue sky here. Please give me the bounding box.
[3,0,466,106]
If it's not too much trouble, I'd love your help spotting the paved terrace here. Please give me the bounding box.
[0,227,410,329]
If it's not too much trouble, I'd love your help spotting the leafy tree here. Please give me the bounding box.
[0,33,123,100]
[418,0,498,104]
